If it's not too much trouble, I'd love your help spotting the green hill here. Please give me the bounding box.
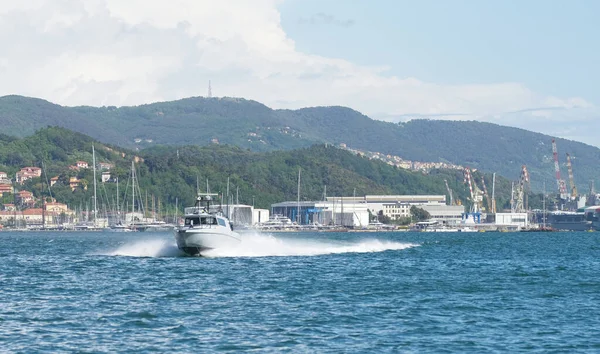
[1,95,597,192]
[0,127,529,215]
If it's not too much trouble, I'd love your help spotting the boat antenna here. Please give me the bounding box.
[175,197,178,226]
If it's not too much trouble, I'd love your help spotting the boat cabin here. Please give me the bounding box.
[184,215,228,228]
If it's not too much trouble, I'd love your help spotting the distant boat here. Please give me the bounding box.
[131,220,175,232]
[174,193,241,255]
[256,214,297,231]
[108,223,134,232]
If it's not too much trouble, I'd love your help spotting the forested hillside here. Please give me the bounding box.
[0,127,534,214]
[2,95,597,192]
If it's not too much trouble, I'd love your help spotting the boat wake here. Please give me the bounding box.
[104,239,184,258]
[202,232,418,258]
[101,233,418,258]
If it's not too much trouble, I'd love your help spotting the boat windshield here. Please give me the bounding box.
[185,216,218,226]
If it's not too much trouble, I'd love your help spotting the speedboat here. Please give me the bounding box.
[174,193,241,255]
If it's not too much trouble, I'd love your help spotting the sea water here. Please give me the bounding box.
[1,230,599,352]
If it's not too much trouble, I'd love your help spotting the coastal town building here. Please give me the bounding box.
[338,143,465,173]
[101,171,111,183]
[98,162,113,170]
[15,167,41,184]
[0,172,13,196]
[16,190,35,208]
[69,177,83,191]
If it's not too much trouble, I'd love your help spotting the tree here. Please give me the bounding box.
[410,206,430,222]
[377,210,392,224]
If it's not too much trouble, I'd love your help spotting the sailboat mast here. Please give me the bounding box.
[41,162,45,230]
[131,161,135,223]
[116,177,119,223]
[92,144,98,226]
[227,177,230,218]
[297,168,301,224]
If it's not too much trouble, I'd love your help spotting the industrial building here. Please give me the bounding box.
[271,195,465,227]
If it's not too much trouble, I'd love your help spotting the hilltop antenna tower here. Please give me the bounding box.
[208,80,212,98]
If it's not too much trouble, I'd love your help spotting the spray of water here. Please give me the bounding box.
[105,239,184,258]
[103,232,418,258]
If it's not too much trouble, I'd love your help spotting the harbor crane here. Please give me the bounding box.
[480,176,492,213]
[444,179,454,206]
[565,153,578,199]
[512,165,530,213]
[463,167,483,213]
[551,139,568,199]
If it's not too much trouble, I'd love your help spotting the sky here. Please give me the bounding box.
[0,0,598,146]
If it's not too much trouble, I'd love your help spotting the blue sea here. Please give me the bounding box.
[1,230,599,352]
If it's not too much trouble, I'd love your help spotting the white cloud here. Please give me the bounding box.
[0,0,597,145]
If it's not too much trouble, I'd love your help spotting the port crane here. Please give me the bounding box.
[551,139,568,200]
[480,176,492,213]
[512,165,530,213]
[463,167,483,213]
[444,179,454,206]
[565,153,578,199]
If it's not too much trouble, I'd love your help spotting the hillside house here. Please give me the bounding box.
[0,184,13,197]
[69,177,80,191]
[16,190,35,207]
[50,176,59,186]
[15,167,41,184]
[98,162,113,170]
[3,204,16,211]
[101,171,111,183]
[75,161,89,169]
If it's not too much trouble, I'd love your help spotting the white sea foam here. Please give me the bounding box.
[202,232,418,258]
[105,239,184,258]
[102,232,418,258]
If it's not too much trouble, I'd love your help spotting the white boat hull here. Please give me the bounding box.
[175,228,241,255]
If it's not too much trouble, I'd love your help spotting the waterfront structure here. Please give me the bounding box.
[0,205,76,228]
[221,204,254,226]
[253,208,270,224]
[271,200,370,227]
[270,195,463,227]
[495,213,528,229]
